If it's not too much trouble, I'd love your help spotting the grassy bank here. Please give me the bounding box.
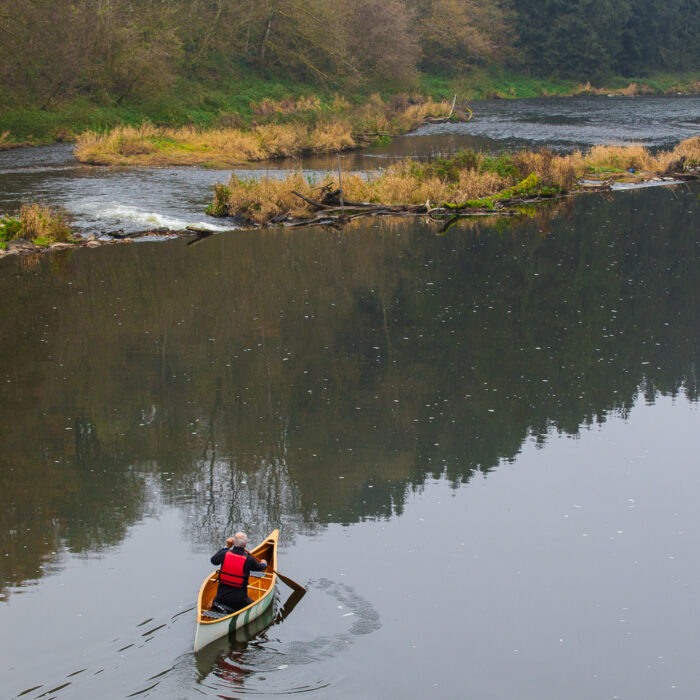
[74,96,462,167]
[0,204,74,249]
[1,67,699,146]
[208,139,700,225]
[421,68,700,100]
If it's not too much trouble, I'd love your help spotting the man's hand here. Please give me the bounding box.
[260,559,268,567]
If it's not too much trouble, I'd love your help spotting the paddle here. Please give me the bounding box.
[246,551,306,592]
[268,567,306,593]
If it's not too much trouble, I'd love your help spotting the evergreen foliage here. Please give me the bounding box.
[514,0,700,78]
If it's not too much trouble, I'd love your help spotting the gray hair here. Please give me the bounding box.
[233,532,247,548]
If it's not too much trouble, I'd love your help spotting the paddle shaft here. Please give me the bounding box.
[246,550,306,592]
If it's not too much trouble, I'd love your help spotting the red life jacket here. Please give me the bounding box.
[219,550,247,588]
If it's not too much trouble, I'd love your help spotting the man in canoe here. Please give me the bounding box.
[210,532,268,613]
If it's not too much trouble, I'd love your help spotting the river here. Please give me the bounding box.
[1,95,699,699]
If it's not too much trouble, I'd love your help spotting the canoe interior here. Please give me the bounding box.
[197,533,277,625]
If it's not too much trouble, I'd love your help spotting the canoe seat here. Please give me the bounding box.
[201,609,229,620]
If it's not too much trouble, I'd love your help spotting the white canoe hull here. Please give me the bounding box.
[194,588,275,652]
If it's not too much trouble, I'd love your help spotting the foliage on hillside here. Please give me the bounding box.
[0,0,697,125]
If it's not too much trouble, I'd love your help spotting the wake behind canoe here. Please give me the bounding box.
[194,529,278,652]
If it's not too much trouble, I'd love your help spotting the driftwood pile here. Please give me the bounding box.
[280,182,561,231]
[275,161,698,231]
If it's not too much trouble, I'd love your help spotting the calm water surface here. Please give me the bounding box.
[1,98,700,699]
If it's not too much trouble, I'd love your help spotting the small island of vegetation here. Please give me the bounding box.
[206,139,700,228]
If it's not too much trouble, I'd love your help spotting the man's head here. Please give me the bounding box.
[233,532,247,548]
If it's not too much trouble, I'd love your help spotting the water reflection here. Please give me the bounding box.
[0,183,698,597]
[192,580,374,698]
[194,589,305,680]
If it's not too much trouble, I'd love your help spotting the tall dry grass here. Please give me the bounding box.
[74,95,456,166]
[17,204,72,243]
[513,149,584,190]
[253,95,323,117]
[214,139,699,225]
[224,174,326,224]
[0,130,25,150]
[578,138,700,175]
[667,136,700,165]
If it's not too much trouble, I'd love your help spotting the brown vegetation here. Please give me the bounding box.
[74,96,462,166]
[0,0,178,108]
[1,204,73,250]
[209,138,700,226]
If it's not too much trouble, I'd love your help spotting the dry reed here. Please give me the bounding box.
[17,204,72,243]
[214,139,699,225]
[74,95,456,167]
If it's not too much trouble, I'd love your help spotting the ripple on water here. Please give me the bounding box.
[185,580,380,697]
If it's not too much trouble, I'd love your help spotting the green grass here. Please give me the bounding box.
[0,215,22,241]
[1,65,698,144]
[1,205,73,245]
[419,67,700,101]
[419,68,580,100]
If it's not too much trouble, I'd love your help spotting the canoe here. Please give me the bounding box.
[194,529,278,652]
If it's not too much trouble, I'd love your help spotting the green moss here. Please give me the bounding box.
[445,173,542,209]
[31,235,52,247]
[501,173,540,197]
[587,166,626,174]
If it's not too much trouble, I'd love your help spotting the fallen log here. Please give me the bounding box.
[291,190,334,209]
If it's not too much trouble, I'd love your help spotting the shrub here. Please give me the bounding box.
[0,215,22,241]
[0,204,73,244]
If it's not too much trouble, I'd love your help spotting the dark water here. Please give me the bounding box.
[1,179,700,698]
[2,96,700,698]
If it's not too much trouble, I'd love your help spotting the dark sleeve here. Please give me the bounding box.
[210,548,227,566]
[246,553,267,572]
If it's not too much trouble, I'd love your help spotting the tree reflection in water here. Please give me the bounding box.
[0,183,698,595]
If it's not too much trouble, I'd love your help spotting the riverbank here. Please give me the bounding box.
[73,96,466,167]
[2,139,696,263]
[0,226,204,261]
[207,139,700,228]
[0,131,33,151]
[1,69,698,146]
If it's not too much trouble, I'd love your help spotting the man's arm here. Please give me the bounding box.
[210,548,227,566]
[247,554,267,571]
